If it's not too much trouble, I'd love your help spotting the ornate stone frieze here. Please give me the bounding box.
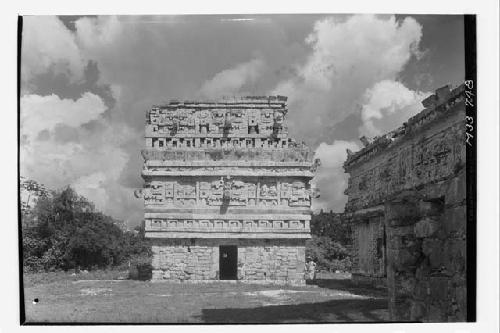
[147,97,289,140]
[141,178,312,208]
[145,218,309,231]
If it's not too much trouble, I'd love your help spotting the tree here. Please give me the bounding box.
[20,177,49,215]
[307,211,353,272]
[310,211,351,244]
[21,183,150,272]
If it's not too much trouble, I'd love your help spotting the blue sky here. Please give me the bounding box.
[20,14,464,228]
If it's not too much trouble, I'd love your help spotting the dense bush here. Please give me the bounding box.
[21,185,150,273]
[306,236,352,272]
[310,211,351,244]
[306,211,353,272]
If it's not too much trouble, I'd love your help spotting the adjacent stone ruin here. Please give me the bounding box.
[343,84,467,321]
[136,96,318,285]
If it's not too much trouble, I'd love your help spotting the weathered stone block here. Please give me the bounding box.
[427,304,446,322]
[422,238,441,257]
[452,282,467,321]
[414,278,430,300]
[390,297,412,321]
[399,276,417,295]
[445,172,466,205]
[444,239,466,273]
[385,201,420,226]
[419,201,444,217]
[415,259,431,280]
[442,205,466,237]
[386,225,415,237]
[429,277,449,302]
[388,248,420,271]
[414,217,442,238]
[422,238,445,269]
[410,301,427,321]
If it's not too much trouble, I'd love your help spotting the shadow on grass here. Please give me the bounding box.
[308,278,388,298]
[198,298,390,323]
[197,278,390,323]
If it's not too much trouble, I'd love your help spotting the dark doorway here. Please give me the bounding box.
[219,245,238,280]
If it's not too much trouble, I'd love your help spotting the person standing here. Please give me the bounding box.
[306,257,317,280]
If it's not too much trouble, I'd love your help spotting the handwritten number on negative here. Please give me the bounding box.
[464,80,475,147]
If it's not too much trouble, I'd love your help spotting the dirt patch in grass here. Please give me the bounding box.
[23,270,129,288]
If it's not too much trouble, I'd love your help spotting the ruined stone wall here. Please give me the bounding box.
[385,169,466,321]
[344,85,467,321]
[151,238,306,285]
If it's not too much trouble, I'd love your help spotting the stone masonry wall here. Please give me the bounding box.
[151,238,306,285]
[385,169,466,321]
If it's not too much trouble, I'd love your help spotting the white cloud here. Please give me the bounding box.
[359,80,430,137]
[21,92,107,143]
[199,58,265,98]
[21,136,133,217]
[75,16,123,51]
[272,14,423,144]
[72,172,109,210]
[20,124,131,189]
[72,171,139,219]
[312,140,360,212]
[22,16,86,83]
[20,90,136,220]
[272,15,424,212]
[300,15,422,92]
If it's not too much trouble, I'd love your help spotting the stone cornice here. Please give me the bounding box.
[144,212,312,221]
[152,95,288,109]
[141,147,313,163]
[145,232,311,239]
[145,160,312,167]
[142,170,314,178]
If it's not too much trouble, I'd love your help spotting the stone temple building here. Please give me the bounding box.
[136,96,318,285]
[343,84,467,321]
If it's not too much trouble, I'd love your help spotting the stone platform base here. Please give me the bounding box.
[150,277,306,286]
[150,238,306,285]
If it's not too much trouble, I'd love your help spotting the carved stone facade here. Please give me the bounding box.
[139,178,312,208]
[138,96,316,285]
[344,84,467,321]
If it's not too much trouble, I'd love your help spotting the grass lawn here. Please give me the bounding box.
[23,272,389,324]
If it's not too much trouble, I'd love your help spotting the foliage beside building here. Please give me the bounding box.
[21,180,150,273]
[306,210,352,272]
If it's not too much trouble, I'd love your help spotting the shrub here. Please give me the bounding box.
[21,185,151,273]
[306,236,352,272]
[307,211,353,272]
